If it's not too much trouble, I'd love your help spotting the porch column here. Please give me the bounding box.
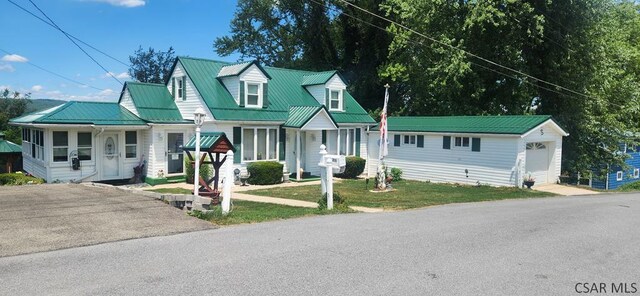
[296,130,301,181]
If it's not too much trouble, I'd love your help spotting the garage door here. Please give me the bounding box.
[525,142,549,184]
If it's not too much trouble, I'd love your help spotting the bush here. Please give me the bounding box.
[618,180,640,192]
[247,161,283,185]
[0,172,44,186]
[317,192,347,210]
[335,156,366,179]
[185,156,212,184]
[390,167,403,181]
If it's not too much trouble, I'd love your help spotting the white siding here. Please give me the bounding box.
[307,85,325,105]
[145,125,191,179]
[302,111,335,130]
[305,130,321,176]
[119,89,139,116]
[169,62,214,121]
[238,64,268,83]
[22,157,47,181]
[367,132,522,186]
[522,121,564,184]
[46,127,99,183]
[221,76,240,103]
[325,74,346,90]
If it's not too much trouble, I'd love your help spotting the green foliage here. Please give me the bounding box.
[247,161,283,185]
[390,167,403,181]
[0,172,44,186]
[317,192,348,210]
[1,89,30,144]
[336,156,366,179]
[128,46,176,83]
[617,181,640,192]
[184,156,212,184]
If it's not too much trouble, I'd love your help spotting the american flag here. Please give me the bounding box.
[379,85,389,158]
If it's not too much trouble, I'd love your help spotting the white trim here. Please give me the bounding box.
[521,119,569,138]
[299,108,338,130]
[328,89,343,111]
[244,81,263,108]
[616,170,624,181]
[241,126,279,162]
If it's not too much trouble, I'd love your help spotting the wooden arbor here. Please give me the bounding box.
[183,132,236,199]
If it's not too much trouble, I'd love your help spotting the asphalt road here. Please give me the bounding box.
[1,193,639,296]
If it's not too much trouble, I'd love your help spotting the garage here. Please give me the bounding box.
[525,142,550,184]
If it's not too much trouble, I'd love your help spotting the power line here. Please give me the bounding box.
[6,0,130,68]
[26,0,123,85]
[0,48,105,91]
[333,0,595,100]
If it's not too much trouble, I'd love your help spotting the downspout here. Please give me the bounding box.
[74,127,104,183]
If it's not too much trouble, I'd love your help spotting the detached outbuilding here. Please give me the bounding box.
[366,115,569,187]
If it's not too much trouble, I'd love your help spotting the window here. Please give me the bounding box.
[329,90,341,110]
[338,128,356,156]
[616,171,624,181]
[24,129,44,161]
[52,131,68,162]
[634,168,639,179]
[125,131,137,158]
[243,127,278,161]
[22,128,31,157]
[246,82,261,107]
[176,77,184,100]
[526,142,547,150]
[404,135,416,145]
[454,136,470,148]
[77,132,92,161]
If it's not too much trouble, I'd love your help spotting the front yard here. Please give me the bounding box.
[245,179,555,210]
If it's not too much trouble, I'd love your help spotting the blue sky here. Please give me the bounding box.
[0,0,240,102]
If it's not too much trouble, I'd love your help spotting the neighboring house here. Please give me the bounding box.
[0,132,22,173]
[591,144,640,190]
[366,115,569,187]
[10,57,375,183]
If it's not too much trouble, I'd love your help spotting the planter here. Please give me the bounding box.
[523,180,535,189]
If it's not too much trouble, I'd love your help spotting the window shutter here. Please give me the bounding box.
[325,88,330,107]
[182,76,187,101]
[239,81,245,107]
[394,134,401,147]
[321,130,327,145]
[233,127,241,163]
[472,138,481,152]
[171,77,175,98]
[443,136,451,149]
[262,83,268,108]
[417,135,424,148]
[279,127,286,160]
[355,128,361,156]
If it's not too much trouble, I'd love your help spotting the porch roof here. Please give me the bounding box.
[10,101,147,126]
[282,105,337,129]
[183,132,236,154]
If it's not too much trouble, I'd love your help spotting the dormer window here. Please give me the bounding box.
[176,77,184,100]
[329,89,342,111]
[245,82,262,108]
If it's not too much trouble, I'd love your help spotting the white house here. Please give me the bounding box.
[366,116,569,187]
[10,57,375,184]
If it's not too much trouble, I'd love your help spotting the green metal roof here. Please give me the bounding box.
[122,82,186,123]
[300,71,337,86]
[10,101,147,126]
[216,60,272,79]
[176,57,375,124]
[283,105,337,128]
[377,115,559,135]
[0,138,21,154]
[183,132,235,152]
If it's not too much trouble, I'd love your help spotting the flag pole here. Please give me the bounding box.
[377,84,390,190]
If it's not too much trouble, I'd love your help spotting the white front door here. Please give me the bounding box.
[525,142,549,184]
[102,133,120,180]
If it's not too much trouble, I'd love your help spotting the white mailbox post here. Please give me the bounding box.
[318,144,346,210]
[221,150,234,215]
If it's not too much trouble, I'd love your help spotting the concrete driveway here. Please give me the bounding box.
[0,184,214,257]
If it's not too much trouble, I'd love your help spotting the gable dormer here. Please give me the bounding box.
[301,71,347,112]
[217,61,271,108]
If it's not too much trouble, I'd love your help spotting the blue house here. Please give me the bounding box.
[591,144,640,190]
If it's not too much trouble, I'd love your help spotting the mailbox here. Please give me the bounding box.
[323,155,346,174]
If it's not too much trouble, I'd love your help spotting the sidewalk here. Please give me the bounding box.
[533,184,599,196]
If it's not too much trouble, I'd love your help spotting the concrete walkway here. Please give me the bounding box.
[533,183,599,196]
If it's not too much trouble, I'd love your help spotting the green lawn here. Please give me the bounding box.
[245,179,555,210]
[147,187,350,225]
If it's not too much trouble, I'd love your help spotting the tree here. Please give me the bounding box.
[0,89,30,144]
[128,46,176,83]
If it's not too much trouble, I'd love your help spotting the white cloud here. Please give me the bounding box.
[103,71,130,79]
[39,88,118,102]
[1,54,28,63]
[0,64,15,72]
[85,0,145,7]
[99,88,114,96]
[31,85,44,92]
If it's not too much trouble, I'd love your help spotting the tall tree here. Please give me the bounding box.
[0,89,30,144]
[128,46,176,83]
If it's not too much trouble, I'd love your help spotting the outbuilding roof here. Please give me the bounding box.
[377,115,568,135]
[0,133,21,154]
[183,132,235,153]
[10,101,147,126]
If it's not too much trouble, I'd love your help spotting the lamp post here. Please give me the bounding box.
[193,107,206,197]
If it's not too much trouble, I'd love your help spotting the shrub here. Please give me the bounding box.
[390,167,403,181]
[185,156,212,184]
[335,156,366,179]
[247,161,283,185]
[618,180,640,192]
[0,172,44,186]
[317,192,347,210]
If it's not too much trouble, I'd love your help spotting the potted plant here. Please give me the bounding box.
[523,173,535,189]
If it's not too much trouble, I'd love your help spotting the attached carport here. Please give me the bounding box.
[0,184,214,257]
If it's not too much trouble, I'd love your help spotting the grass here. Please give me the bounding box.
[616,180,640,192]
[147,187,351,225]
[246,179,555,210]
[0,172,44,186]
